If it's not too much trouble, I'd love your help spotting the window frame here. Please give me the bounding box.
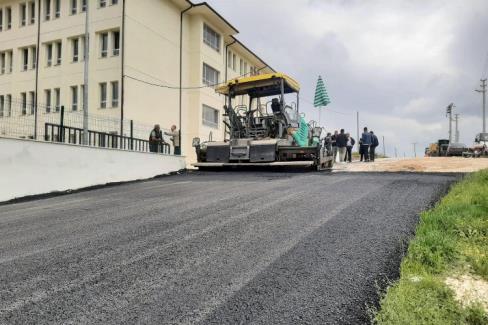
[45,89,51,113]
[99,82,107,108]
[28,91,35,115]
[70,0,77,15]
[22,48,29,71]
[29,1,35,24]
[21,92,27,115]
[100,32,108,58]
[203,23,221,52]
[202,63,219,86]
[20,3,27,27]
[202,104,219,129]
[54,88,60,112]
[111,81,119,108]
[112,30,120,56]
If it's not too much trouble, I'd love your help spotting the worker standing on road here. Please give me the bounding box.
[324,132,332,152]
[369,131,379,162]
[165,125,181,155]
[331,130,338,161]
[149,124,163,153]
[345,133,355,163]
[336,129,348,162]
[361,127,372,162]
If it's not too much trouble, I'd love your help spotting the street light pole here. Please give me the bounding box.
[475,79,487,133]
[446,103,454,143]
[454,113,460,142]
[412,142,417,158]
[82,1,90,145]
[382,135,385,157]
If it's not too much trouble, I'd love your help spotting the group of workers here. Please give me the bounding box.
[149,124,181,155]
[324,127,379,163]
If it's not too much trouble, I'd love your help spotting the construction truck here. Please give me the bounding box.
[426,139,450,157]
[192,73,334,170]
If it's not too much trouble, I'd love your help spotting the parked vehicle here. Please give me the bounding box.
[446,143,466,156]
[425,139,450,156]
[463,133,488,158]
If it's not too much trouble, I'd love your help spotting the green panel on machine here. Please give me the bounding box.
[292,117,310,147]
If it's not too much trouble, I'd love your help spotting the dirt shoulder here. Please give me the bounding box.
[333,157,488,173]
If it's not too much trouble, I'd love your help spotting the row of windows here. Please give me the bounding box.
[203,23,259,77]
[0,30,119,75]
[0,82,118,117]
[227,50,259,76]
[0,0,118,32]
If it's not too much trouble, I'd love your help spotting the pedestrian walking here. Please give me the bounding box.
[345,133,355,163]
[336,129,348,162]
[149,124,163,153]
[369,131,379,162]
[359,139,365,161]
[361,127,372,162]
[165,125,181,155]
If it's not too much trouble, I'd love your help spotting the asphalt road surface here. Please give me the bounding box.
[0,171,460,324]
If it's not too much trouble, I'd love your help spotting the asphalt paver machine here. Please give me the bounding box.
[192,73,334,170]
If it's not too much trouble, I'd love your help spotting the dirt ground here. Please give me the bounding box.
[333,157,488,173]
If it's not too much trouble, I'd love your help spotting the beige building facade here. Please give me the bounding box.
[0,0,274,163]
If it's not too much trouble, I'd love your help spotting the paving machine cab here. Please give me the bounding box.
[192,73,334,170]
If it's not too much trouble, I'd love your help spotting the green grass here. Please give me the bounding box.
[375,169,488,324]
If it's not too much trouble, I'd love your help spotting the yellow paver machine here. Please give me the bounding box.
[192,73,335,170]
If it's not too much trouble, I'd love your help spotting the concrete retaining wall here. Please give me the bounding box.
[0,137,186,203]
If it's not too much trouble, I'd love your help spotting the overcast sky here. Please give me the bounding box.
[209,0,488,157]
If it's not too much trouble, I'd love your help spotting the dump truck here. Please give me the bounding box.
[426,139,450,157]
[192,73,334,170]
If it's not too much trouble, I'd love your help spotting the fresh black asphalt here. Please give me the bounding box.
[0,171,460,324]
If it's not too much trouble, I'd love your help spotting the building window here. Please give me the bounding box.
[70,0,77,14]
[31,46,36,69]
[21,92,27,115]
[244,62,248,75]
[100,33,108,58]
[111,0,118,4]
[29,91,35,114]
[0,9,3,31]
[72,38,79,62]
[99,82,107,108]
[202,104,219,128]
[111,81,119,107]
[81,36,86,60]
[45,89,51,113]
[0,95,4,117]
[71,86,78,111]
[55,41,62,65]
[54,0,60,18]
[202,63,219,86]
[239,59,243,75]
[29,1,35,24]
[6,95,11,116]
[203,23,220,52]
[44,0,51,20]
[112,31,120,56]
[20,3,27,26]
[46,43,53,66]
[7,51,12,73]
[81,0,87,12]
[54,88,60,112]
[232,53,236,71]
[227,51,232,68]
[22,48,29,71]
[6,7,12,29]
[0,52,5,74]
[100,0,107,8]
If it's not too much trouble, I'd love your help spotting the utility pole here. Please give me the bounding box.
[82,1,90,145]
[412,142,417,158]
[475,79,487,133]
[454,113,460,143]
[382,136,386,157]
[446,103,454,143]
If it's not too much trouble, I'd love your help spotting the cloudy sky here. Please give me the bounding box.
[209,0,488,157]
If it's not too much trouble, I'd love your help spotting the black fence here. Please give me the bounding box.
[0,100,174,155]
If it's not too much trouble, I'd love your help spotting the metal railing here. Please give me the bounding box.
[44,122,170,154]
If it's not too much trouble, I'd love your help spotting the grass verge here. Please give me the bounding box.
[375,169,488,324]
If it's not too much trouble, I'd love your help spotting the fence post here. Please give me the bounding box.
[59,105,65,142]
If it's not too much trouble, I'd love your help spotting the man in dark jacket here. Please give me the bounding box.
[149,124,163,153]
[361,127,372,162]
[336,129,348,162]
[331,130,338,161]
[345,133,356,163]
[370,130,379,162]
